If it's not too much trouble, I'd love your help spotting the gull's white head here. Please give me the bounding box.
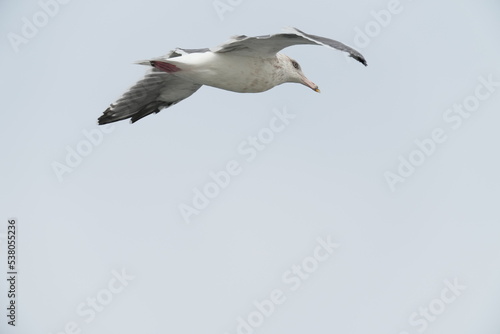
[278,54,320,93]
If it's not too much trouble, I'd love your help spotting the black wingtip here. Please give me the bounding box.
[97,114,110,125]
[97,106,128,125]
[97,115,117,125]
[351,54,367,66]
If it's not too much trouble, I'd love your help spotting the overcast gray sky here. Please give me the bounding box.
[1,0,500,333]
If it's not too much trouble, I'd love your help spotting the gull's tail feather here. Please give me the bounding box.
[135,60,153,66]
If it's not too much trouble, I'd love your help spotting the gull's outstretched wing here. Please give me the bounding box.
[98,48,206,125]
[212,27,367,66]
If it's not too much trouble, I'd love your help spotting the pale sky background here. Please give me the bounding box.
[1,0,500,333]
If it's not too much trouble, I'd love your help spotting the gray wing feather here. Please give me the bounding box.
[212,27,367,66]
[98,48,206,125]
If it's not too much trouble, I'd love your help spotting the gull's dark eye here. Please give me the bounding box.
[291,60,300,70]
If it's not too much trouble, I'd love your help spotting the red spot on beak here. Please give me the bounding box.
[150,61,181,73]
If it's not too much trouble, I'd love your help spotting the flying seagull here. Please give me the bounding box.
[98,27,366,125]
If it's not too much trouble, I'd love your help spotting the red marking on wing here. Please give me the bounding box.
[151,61,181,73]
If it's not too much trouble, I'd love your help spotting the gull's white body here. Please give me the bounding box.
[152,52,291,93]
